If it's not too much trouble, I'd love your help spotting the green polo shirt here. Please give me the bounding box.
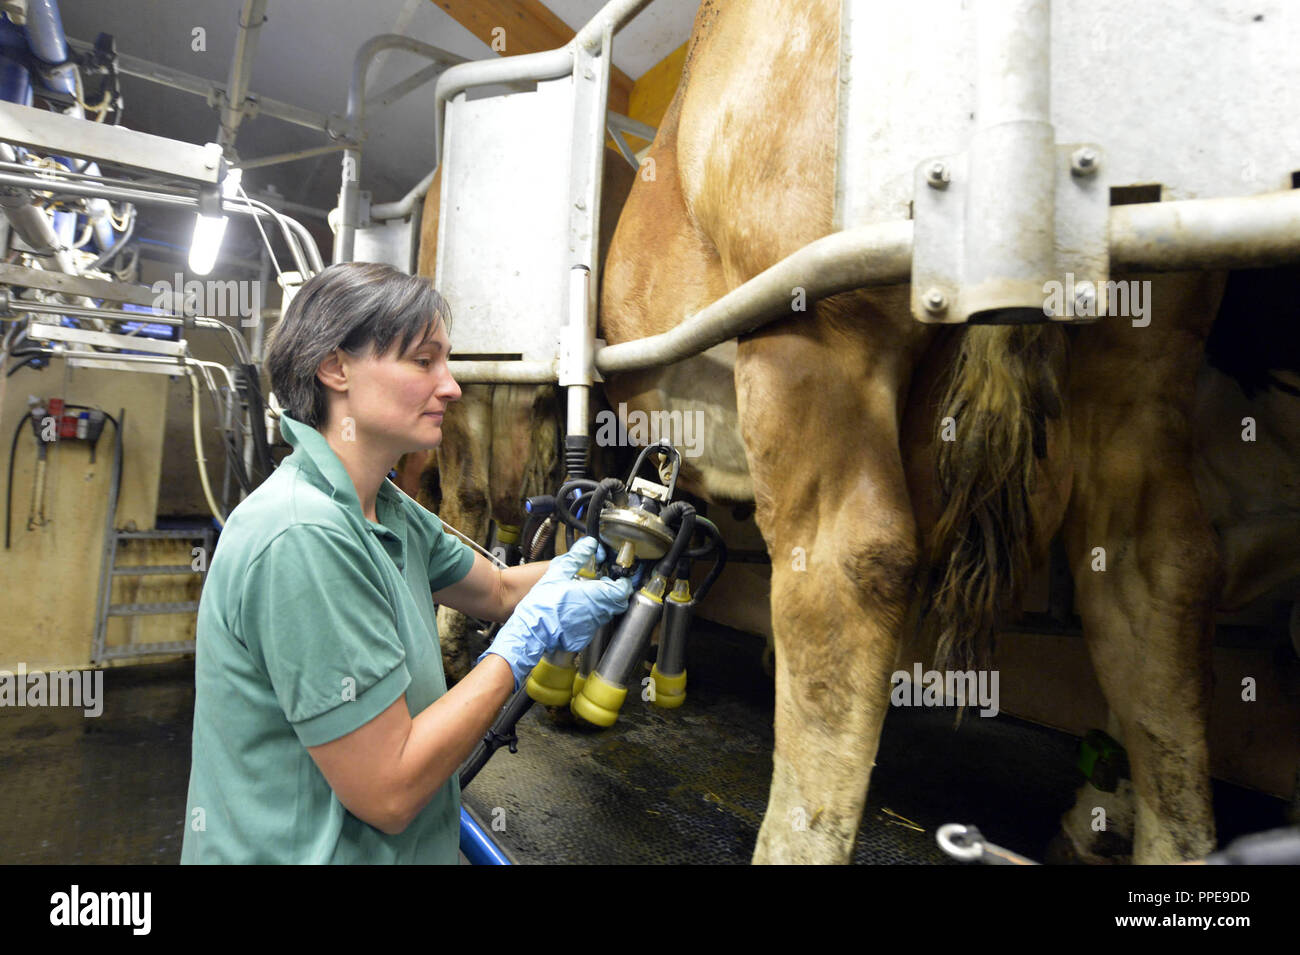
[181,412,475,864]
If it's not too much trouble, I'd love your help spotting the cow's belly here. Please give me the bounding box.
[1193,366,1300,609]
[603,340,754,505]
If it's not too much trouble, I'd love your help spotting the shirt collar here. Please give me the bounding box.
[278,412,403,526]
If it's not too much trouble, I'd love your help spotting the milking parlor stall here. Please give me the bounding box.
[1,0,1299,884]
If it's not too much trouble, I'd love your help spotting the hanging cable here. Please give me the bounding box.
[189,366,226,528]
[233,178,283,278]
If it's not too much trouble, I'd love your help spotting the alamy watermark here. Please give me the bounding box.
[50,885,150,935]
[0,662,103,717]
[152,273,264,327]
[1043,272,1152,327]
[594,402,704,458]
[890,663,1000,717]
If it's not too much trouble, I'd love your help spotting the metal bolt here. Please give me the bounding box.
[575,199,586,210]
[925,161,950,189]
[1071,147,1099,176]
[923,288,948,314]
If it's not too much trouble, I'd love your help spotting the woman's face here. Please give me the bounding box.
[334,317,461,454]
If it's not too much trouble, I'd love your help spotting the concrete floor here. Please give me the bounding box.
[0,624,1288,864]
[1,659,193,864]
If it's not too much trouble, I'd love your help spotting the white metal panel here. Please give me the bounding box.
[838,0,1300,229]
[353,217,416,274]
[436,77,574,360]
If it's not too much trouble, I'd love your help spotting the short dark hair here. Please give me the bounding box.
[265,262,452,428]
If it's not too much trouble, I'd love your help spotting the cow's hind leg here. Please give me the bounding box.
[1061,272,1226,863]
[744,288,928,864]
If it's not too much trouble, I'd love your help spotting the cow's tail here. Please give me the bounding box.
[922,324,1067,670]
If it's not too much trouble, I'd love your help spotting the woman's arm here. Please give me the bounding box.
[432,551,549,622]
[309,539,629,835]
[306,653,515,835]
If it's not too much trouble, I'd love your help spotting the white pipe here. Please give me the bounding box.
[190,367,226,528]
[446,359,557,383]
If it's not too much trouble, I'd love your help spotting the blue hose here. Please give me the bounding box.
[22,0,75,96]
[458,807,512,865]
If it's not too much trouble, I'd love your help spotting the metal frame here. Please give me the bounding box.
[0,165,323,275]
[426,0,1300,388]
[332,35,472,263]
[0,100,224,185]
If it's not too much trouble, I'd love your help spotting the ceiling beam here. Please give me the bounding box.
[430,0,633,113]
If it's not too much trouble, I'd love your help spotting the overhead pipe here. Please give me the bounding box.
[65,35,332,135]
[370,0,655,228]
[332,35,470,262]
[23,0,76,97]
[218,0,269,155]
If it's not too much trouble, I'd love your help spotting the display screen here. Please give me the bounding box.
[116,302,180,342]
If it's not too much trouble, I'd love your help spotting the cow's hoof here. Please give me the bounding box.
[1044,832,1079,865]
[1034,836,1128,867]
[1047,826,1131,865]
[1054,778,1135,864]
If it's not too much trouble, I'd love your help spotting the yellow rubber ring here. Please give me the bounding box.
[650,664,687,708]
[571,671,627,727]
[525,657,576,706]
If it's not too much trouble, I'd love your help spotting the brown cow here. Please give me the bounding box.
[599,0,1224,864]
[419,0,1292,864]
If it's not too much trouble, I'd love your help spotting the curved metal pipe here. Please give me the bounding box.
[595,220,914,374]
[364,47,574,229]
[333,35,470,262]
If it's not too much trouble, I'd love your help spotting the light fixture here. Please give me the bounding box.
[188,167,242,276]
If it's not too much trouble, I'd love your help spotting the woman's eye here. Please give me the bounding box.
[415,358,433,368]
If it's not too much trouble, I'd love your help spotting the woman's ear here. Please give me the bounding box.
[316,348,348,395]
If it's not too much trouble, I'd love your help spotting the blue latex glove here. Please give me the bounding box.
[478,536,635,691]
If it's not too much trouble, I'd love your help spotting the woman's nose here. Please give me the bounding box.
[441,370,462,402]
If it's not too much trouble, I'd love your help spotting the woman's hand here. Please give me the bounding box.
[477,536,634,690]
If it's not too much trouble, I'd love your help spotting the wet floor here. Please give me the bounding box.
[0,629,1287,864]
[0,659,194,864]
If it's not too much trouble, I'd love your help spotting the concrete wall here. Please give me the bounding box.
[0,361,175,671]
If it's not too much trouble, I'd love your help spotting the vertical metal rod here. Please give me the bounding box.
[962,0,1055,319]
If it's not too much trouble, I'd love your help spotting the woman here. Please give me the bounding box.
[181,262,631,864]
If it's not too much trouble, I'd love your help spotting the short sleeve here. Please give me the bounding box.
[423,511,476,592]
[239,524,412,747]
